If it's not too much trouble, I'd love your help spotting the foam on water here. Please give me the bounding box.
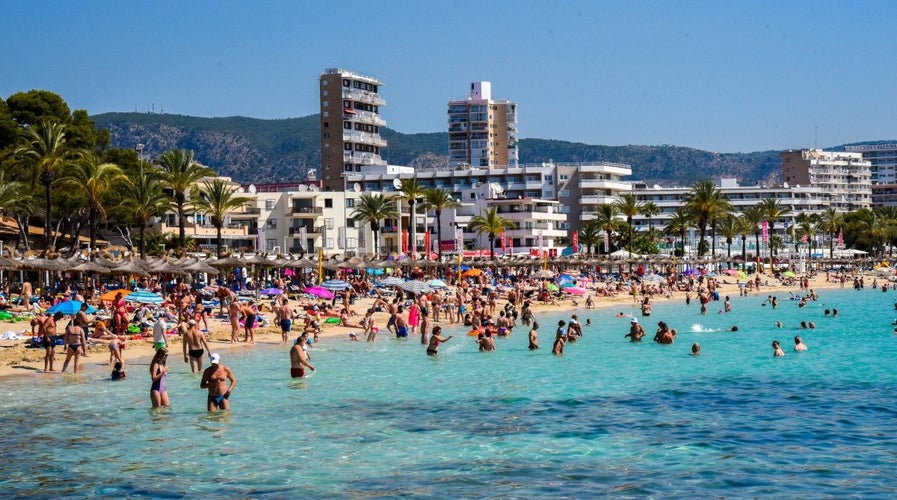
[2,286,896,497]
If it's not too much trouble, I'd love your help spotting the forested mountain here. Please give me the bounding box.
[91,112,866,187]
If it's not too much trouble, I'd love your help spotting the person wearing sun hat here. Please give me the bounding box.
[201,353,237,412]
[625,317,645,342]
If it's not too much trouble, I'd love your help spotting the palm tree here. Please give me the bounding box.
[758,198,791,263]
[397,178,428,256]
[663,207,692,258]
[351,193,398,257]
[16,121,77,248]
[57,153,124,252]
[795,212,821,263]
[820,207,843,258]
[0,170,33,250]
[158,149,214,249]
[640,201,661,233]
[683,180,731,257]
[717,213,741,265]
[118,161,170,258]
[593,203,622,254]
[578,220,601,255]
[614,193,641,259]
[741,205,765,268]
[875,206,897,256]
[467,207,514,259]
[422,187,461,260]
[190,179,254,257]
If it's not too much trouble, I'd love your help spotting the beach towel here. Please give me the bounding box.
[1,331,23,340]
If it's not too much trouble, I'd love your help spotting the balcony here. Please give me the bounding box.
[343,152,387,166]
[343,130,387,147]
[348,110,386,127]
[579,178,632,191]
[290,206,323,216]
[578,163,633,176]
[341,88,385,106]
[289,226,321,236]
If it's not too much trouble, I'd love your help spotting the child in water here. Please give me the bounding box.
[111,361,127,380]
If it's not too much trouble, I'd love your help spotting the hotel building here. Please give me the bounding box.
[780,149,871,211]
[319,68,387,192]
[448,82,518,168]
[845,144,897,207]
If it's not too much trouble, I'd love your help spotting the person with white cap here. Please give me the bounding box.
[200,353,237,412]
[624,317,646,342]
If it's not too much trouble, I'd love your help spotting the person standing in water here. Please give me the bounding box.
[528,321,540,350]
[201,353,237,412]
[182,319,210,373]
[290,333,315,378]
[426,326,453,356]
[149,349,170,408]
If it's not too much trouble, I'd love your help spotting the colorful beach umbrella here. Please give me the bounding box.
[426,279,449,289]
[320,279,352,291]
[99,289,131,302]
[397,280,433,295]
[546,283,559,292]
[303,286,334,299]
[46,300,97,315]
[379,277,405,287]
[259,287,284,296]
[782,271,796,278]
[562,286,587,296]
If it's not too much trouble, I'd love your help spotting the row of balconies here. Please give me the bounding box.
[341,88,385,106]
[346,110,386,127]
[343,152,386,166]
[343,130,387,147]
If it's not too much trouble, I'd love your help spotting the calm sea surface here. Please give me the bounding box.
[2,285,896,498]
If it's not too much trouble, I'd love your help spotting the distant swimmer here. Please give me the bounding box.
[775,321,782,328]
[528,321,540,350]
[772,340,785,357]
[691,343,701,356]
[794,336,808,351]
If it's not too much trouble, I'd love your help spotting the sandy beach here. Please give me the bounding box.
[0,270,857,380]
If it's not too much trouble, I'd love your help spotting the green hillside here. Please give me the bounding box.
[93,112,787,185]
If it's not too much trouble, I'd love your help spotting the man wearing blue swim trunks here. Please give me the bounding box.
[201,353,237,412]
[395,306,409,338]
[277,298,294,344]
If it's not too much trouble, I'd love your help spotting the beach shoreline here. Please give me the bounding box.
[0,272,854,380]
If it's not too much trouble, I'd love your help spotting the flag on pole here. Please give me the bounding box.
[761,221,769,243]
[500,231,506,252]
[572,231,579,253]
[424,231,431,257]
[603,231,609,253]
[401,230,408,254]
[837,229,843,247]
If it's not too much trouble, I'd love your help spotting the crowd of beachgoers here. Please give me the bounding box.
[0,262,882,409]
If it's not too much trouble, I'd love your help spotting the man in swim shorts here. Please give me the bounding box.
[395,305,409,338]
[241,301,256,343]
[289,333,315,378]
[182,319,210,373]
[277,297,294,344]
[201,353,237,412]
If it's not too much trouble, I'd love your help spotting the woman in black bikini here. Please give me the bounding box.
[61,321,87,373]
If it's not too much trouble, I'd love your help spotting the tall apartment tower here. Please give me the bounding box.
[780,149,871,211]
[447,82,518,168]
[319,68,387,191]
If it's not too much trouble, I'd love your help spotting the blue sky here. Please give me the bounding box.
[3,0,896,153]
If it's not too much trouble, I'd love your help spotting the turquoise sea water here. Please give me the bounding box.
[2,285,897,498]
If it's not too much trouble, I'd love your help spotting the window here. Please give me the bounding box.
[325,238,335,249]
[266,218,277,229]
[560,206,571,213]
[323,111,329,118]
[266,239,277,250]
[322,90,328,96]
[347,219,355,228]
[560,174,569,181]
[346,198,355,208]
[559,189,570,197]
[325,218,334,229]
[325,199,333,208]
[323,101,328,107]
[264,200,275,210]
[346,237,356,248]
